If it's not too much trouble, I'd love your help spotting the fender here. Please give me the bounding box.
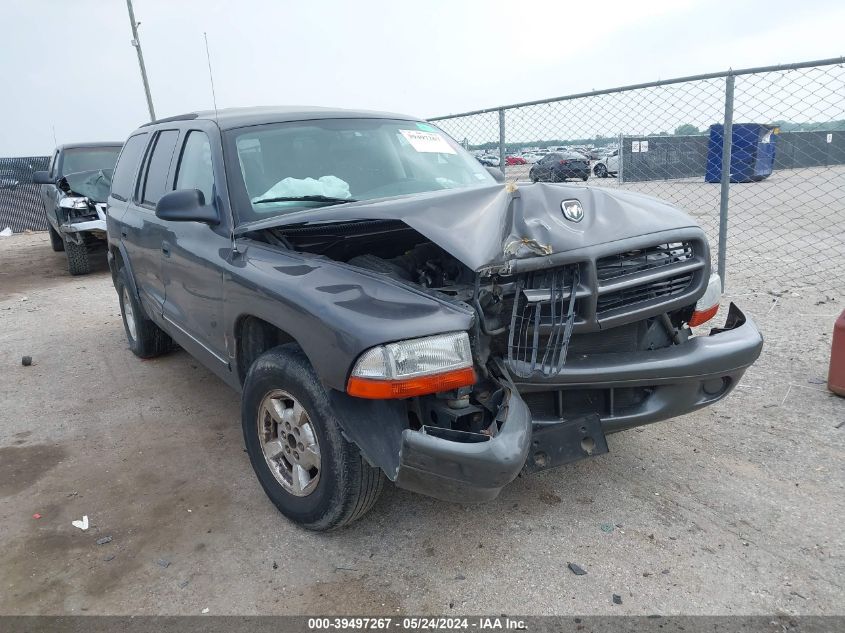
[108,240,145,319]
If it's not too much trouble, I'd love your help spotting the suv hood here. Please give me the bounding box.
[60,169,113,203]
[238,183,701,272]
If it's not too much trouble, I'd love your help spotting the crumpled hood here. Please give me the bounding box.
[240,183,701,272]
[60,169,113,203]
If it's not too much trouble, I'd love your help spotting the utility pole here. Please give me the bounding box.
[125,0,156,121]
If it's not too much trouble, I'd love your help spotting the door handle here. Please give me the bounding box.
[161,242,171,257]
[120,229,128,238]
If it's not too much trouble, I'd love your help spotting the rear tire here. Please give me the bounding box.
[242,345,384,530]
[116,266,173,358]
[65,240,90,275]
[48,225,65,252]
[594,163,608,178]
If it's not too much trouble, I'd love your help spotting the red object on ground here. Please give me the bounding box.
[32,513,41,519]
[828,309,845,397]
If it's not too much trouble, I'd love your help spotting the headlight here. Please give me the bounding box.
[59,196,90,210]
[346,332,475,399]
[689,273,722,327]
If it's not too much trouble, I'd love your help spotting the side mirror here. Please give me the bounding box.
[155,189,219,225]
[486,166,506,183]
[33,170,52,185]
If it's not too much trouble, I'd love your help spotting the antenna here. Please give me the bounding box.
[51,125,57,146]
[203,32,219,120]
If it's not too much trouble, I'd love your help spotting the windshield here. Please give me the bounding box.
[226,118,494,224]
[61,146,122,176]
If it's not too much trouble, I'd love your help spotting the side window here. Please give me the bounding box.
[174,131,214,204]
[110,133,149,202]
[140,130,179,206]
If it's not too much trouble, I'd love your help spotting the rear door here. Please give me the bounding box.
[122,129,180,318]
[159,127,229,367]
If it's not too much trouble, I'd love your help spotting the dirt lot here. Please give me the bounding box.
[0,232,842,615]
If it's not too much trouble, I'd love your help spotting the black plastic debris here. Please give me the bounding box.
[568,562,587,576]
[96,536,112,545]
[21,356,32,366]
[613,594,623,605]
[157,559,171,568]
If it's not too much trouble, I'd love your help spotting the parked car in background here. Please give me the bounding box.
[522,150,550,164]
[0,169,20,191]
[107,106,762,530]
[33,142,123,274]
[477,154,500,167]
[593,148,619,178]
[506,155,527,165]
[529,152,591,182]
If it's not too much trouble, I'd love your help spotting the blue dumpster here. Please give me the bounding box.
[705,123,778,183]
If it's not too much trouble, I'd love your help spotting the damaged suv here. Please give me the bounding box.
[107,107,763,530]
[34,142,123,274]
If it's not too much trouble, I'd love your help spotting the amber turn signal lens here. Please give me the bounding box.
[689,303,719,327]
[347,367,476,399]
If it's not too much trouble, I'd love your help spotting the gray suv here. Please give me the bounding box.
[107,107,763,530]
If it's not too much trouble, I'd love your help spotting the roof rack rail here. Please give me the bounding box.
[140,113,200,127]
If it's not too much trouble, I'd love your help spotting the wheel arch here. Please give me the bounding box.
[234,314,301,386]
[108,241,143,312]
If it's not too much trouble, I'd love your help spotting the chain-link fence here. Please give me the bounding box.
[0,156,50,233]
[430,57,845,295]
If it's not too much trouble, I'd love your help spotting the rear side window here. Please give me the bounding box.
[174,131,214,204]
[140,130,179,206]
[110,134,149,201]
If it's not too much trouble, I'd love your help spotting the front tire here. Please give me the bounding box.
[65,239,90,275]
[48,225,65,252]
[594,163,608,178]
[242,345,384,530]
[116,266,172,358]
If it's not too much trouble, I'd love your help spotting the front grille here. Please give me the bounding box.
[499,236,707,379]
[596,242,694,281]
[507,264,581,378]
[596,271,694,315]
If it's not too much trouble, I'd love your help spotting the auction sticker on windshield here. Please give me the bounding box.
[399,129,456,154]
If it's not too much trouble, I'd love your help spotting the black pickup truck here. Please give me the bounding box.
[106,107,763,530]
[34,142,123,274]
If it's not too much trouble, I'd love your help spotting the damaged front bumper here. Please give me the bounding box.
[384,303,762,503]
[60,204,107,236]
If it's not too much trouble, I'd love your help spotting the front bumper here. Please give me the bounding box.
[391,303,762,502]
[60,204,107,235]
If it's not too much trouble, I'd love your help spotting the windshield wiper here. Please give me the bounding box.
[252,195,357,205]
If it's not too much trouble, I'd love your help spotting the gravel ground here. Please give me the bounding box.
[0,231,842,616]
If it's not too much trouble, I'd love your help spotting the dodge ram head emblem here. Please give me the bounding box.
[561,199,584,222]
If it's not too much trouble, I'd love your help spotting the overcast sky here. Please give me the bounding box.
[1,0,842,156]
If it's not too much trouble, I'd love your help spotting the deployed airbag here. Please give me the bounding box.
[253,175,351,202]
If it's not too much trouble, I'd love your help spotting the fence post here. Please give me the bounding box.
[717,73,735,292]
[498,108,506,174]
[618,133,625,183]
